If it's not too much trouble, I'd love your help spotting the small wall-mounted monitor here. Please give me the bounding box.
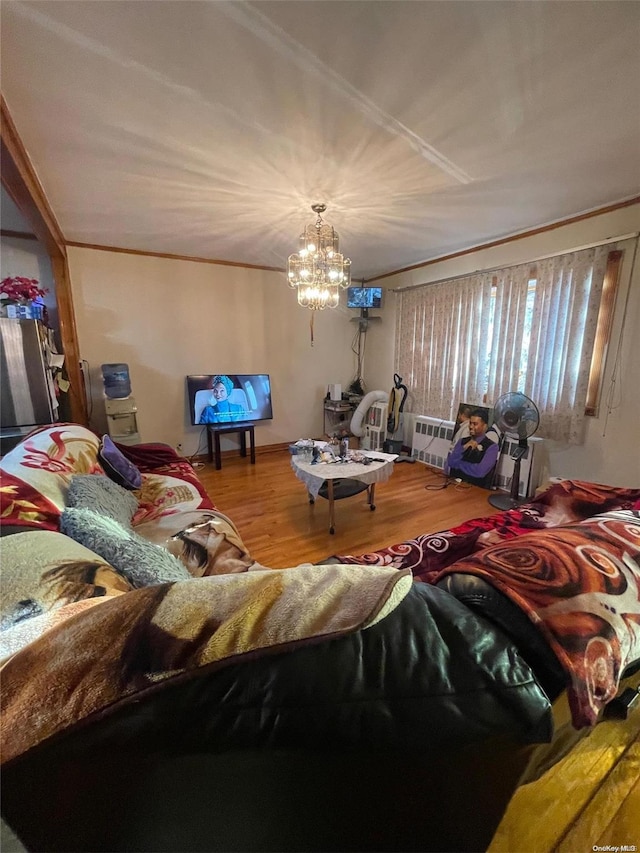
[346,286,383,309]
[187,374,273,426]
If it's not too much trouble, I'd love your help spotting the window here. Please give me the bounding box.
[485,278,536,397]
[396,245,622,444]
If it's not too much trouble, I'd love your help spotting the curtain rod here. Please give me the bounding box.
[391,232,639,293]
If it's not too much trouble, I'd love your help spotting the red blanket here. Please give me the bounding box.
[331,480,640,727]
[435,510,640,727]
[331,480,640,584]
[0,425,215,532]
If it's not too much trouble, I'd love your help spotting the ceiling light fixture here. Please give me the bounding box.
[287,204,351,311]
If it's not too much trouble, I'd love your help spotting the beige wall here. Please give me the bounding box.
[67,248,373,454]
[379,203,640,487]
[67,202,639,486]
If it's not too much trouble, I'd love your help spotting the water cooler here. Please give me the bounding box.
[101,363,140,445]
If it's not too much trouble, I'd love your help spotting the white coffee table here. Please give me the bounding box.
[291,449,397,534]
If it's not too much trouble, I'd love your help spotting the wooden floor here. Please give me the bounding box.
[196,447,500,568]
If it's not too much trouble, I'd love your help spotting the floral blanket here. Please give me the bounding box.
[0,424,216,532]
[331,481,640,728]
[331,480,640,584]
[435,509,640,727]
[4,432,639,736]
[0,424,256,577]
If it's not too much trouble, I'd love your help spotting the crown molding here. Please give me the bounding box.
[65,240,285,273]
[368,196,640,283]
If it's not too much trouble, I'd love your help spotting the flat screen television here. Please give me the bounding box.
[187,374,273,426]
[346,286,383,309]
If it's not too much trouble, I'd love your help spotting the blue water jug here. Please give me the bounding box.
[101,363,131,399]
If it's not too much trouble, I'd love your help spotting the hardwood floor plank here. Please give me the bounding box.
[196,450,500,569]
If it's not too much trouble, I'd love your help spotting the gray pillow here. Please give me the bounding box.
[60,507,191,588]
[67,474,138,528]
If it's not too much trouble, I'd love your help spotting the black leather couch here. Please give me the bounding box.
[11,427,619,852]
[0,579,556,852]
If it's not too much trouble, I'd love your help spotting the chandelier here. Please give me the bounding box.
[287,204,351,310]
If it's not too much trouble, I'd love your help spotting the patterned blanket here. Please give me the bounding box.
[434,510,640,727]
[4,430,638,739]
[1,427,417,764]
[331,480,640,584]
[330,481,640,728]
[0,424,216,532]
[0,424,255,579]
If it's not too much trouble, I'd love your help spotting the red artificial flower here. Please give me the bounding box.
[0,276,48,302]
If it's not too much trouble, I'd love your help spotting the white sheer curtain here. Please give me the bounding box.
[396,244,613,443]
[523,245,611,442]
[395,273,492,419]
[485,264,532,403]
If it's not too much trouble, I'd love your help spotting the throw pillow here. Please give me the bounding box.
[66,474,138,528]
[98,435,143,490]
[60,507,191,588]
[0,530,132,631]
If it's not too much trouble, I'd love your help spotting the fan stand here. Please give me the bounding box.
[488,440,529,511]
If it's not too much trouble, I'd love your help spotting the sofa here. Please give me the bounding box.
[1,423,639,852]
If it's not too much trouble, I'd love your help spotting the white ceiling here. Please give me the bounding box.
[1,0,639,280]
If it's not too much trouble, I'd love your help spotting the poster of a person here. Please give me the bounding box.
[445,406,499,488]
[450,404,473,449]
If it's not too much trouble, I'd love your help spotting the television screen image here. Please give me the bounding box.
[187,374,273,426]
[346,286,383,309]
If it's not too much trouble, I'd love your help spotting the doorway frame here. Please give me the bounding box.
[1,96,88,426]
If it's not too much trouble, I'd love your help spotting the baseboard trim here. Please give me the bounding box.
[190,441,291,466]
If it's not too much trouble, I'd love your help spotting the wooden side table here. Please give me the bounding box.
[207,422,255,470]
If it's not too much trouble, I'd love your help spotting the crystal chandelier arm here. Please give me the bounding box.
[287,204,351,309]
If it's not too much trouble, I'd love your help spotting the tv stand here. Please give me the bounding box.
[350,315,381,323]
[207,423,255,471]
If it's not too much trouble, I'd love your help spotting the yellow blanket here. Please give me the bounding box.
[489,671,640,852]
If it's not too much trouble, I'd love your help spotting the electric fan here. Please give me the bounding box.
[488,392,540,510]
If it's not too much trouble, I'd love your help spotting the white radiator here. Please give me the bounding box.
[412,414,545,498]
[361,402,388,452]
[411,416,456,469]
